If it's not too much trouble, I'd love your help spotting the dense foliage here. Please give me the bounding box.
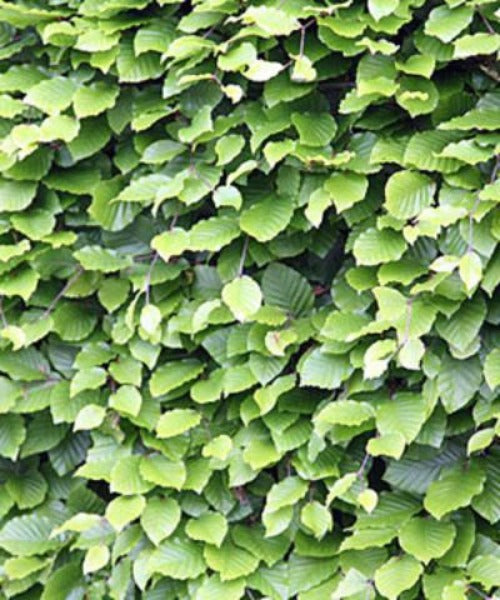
[0,0,499,598]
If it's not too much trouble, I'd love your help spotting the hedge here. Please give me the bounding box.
[0,0,499,598]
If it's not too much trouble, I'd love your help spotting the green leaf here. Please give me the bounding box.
[156,409,201,438]
[299,349,352,389]
[73,404,106,431]
[367,432,406,459]
[149,535,206,580]
[484,348,500,390]
[0,414,26,459]
[262,263,314,316]
[24,76,76,114]
[468,555,500,591]
[385,170,435,219]
[140,497,181,545]
[139,454,186,489]
[353,228,406,266]
[399,516,456,563]
[291,112,337,147]
[189,217,240,252]
[374,555,423,600]
[70,367,107,398]
[215,135,245,166]
[424,5,473,43]
[315,400,375,427]
[458,253,482,294]
[222,276,262,322]
[74,246,132,273]
[424,462,486,519]
[73,82,119,118]
[105,495,145,531]
[186,512,228,547]
[467,428,495,456]
[204,540,259,581]
[109,385,142,417]
[83,544,109,574]
[266,476,308,512]
[110,456,154,496]
[300,502,332,539]
[437,355,482,413]
[150,359,204,397]
[376,392,427,443]
[0,179,37,212]
[140,304,162,336]
[324,172,368,212]
[396,76,439,117]
[240,196,294,242]
[454,33,500,59]
[0,265,39,301]
[0,513,62,556]
[368,0,399,21]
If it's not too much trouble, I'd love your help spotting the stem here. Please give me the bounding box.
[399,297,414,348]
[468,584,491,600]
[477,10,495,34]
[467,196,481,254]
[43,267,83,318]
[357,453,370,479]
[238,236,249,276]
[0,298,7,327]
[299,25,306,57]
[144,252,158,304]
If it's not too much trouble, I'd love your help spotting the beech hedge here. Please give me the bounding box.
[0,0,499,598]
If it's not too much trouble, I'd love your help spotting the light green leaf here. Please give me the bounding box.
[186,512,228,547]
[484,348,500,390]
[424,462,486,519]
[300,502,332,539]
[109,385,142,417]
[454,33,500,59]
[385,170,435,219]
[141,497,181,545]
[70,367,107,398]
[150,359,203,397]
[292,112,337,147]
[105,495,145,531]
[458,252,482,294]
[367,432,406,459]
[204,540,259,581]
[139,454,186,489]
[83,545,110,574]
[222,276,262,322]
[374,555,423,600]
[24,76,76,114]
[266,476,308,513]
[240,196,294,242]
[156,409,201,438]
[149,535,205,580]
[73,404,106,431]
[353,228,406,266]
[399,516,456,563]
[0,179,37,212]
[325,171,368,212]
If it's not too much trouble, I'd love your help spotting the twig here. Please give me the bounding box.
[299,25,306,57]
[144,252,158,304]
[467,196,481,254]
[43,267,83,318]
[468,584,492,600]
[0,298,7,327]
[399,297,414,348]
[357,454,370,479]
[238,236,249,276]
[477,10,495,34]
